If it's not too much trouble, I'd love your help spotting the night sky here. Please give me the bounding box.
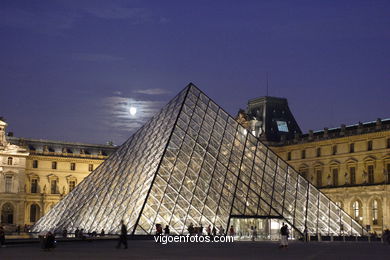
[0,0,389,145]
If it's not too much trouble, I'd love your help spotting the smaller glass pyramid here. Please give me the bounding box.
[33,84,367,237]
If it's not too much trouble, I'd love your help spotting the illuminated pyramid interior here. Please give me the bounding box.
[33,84,367,236]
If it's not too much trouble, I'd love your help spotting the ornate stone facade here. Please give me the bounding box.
[271,122,390,234]
[0,119,116,229]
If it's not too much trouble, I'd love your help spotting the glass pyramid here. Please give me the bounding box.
[33,84,367,236]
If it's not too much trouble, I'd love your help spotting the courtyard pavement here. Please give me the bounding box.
[0,239,388,259]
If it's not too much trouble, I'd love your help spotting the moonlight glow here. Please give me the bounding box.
[129,107,137,116]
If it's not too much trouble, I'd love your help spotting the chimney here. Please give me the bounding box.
[308,130,314,141]
[376,118,382,130]
[323,128,328,138]
[340,124,346,136]
[357,122,363,134]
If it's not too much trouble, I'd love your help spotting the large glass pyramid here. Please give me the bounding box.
[33,84,367,236]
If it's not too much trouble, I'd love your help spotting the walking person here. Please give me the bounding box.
[45,232,56,251]
[218,225,224,236]
[250,226,255,241]
[75,227,80,238]
[284,224,289,248]
[279,223,288,248]
[199,224,204,236]
[212,226,217,237]
[0,226,5,248]
[116,220,128,249]
[253,226,258,241]
[206,225,211,236]
[229,225,235,237]
[279,223,286,248]
[62,228,68,238]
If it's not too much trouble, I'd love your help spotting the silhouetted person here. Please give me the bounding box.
[79,229,86,240]
[218,225,224,236]
[207,225,211,236]
[62,228,68,238]
[0,226,5,247]
[164,225,170,235]
[75,228,80,238]
[229,225,235,236]
[212,226,217,236]
[188,223,194,235]
[45,232,55,251]
[116,220,128,249]
[156,224,163,235]
[100,229,105,237]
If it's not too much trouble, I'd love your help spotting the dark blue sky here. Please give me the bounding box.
[0,0,389,145]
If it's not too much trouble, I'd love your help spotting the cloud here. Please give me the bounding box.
[103,96,165,133]
[71,53,125,62]
[134,88,171,95]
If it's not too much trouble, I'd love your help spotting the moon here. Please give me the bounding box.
[129,107,137,116]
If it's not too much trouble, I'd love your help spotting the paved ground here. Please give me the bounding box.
[0,239,388,260]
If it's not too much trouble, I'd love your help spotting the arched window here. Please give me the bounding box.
[352,201,361,220]
[1,203,14,224]
[7,157,13,165]
[372,200,378,225]
[30,204,40,223]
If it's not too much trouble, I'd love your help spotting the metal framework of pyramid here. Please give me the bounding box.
[33,84,367,236]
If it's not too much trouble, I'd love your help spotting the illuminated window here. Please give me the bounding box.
[70,163,76,171]
[52,161,57,170]
[316,170,322,187]
[367,140,373,151]
[349,143,354,153]
[332,169,338,186]
[367,165,374,184]
[350,167,356,185]
[69,180,76,192]
[316,148,321,157]
[89,164,94,171]
[7,157,13,165]
[33,160,38,168]
[372,200,378,225]
[352,201,361,220]
[5,176,12,193]
[31,179,38,193]
[276,121,289,132]
[301,150,306,159]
